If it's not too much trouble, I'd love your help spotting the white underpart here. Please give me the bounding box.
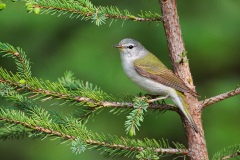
[121,52,174,95]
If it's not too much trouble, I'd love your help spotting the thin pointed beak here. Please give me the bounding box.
[114,44,123,48]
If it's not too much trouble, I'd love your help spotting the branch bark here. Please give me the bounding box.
[158,0,208,159]
[199,87,240,109]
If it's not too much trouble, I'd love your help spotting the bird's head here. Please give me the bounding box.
[114,38,148,60]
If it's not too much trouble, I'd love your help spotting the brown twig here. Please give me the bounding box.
[199,87,240,109]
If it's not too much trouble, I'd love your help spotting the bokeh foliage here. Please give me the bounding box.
[0,0,239,160]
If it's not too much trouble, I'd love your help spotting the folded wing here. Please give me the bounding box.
[134,53,198,97]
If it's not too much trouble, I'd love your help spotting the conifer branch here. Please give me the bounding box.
[0,125,30,141]
[1,114,188,155]
[0,107,188,157]
[101,101,176,111]
[221,152,240,160]
[212,144,240,160]
[0,42,31,78]
[85,139,188,156]
[0,116,75,140]
[23,0,162,26]
[0,70,176,111]
[0,82,187,158]
[200,87,240,109]
[125,97,148,136]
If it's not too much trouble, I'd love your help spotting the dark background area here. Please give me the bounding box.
[0,0,239,159]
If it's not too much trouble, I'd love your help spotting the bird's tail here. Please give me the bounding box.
[174,91,198,133]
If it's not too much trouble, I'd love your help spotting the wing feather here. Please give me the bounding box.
[134,53,198,97]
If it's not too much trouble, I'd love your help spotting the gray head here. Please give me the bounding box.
[114,38,148,61]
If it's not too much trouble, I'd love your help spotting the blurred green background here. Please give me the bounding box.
[0,0,239,159]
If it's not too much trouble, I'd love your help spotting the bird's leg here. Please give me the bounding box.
[148,95,169,103]
[144,93,159,99]
[161,99,166,105]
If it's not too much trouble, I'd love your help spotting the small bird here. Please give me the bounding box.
[114,38,198,133]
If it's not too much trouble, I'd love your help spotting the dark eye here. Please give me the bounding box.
[128,45,134,49]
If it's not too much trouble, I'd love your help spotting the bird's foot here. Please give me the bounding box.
[148,95,169,103]
[144,94,158,99]
[161,99,166,105]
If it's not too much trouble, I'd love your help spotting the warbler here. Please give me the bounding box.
[115,38,198,132]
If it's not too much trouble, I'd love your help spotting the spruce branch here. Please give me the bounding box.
[0,125,30,141]
[200,86,240,109]
[0,109,76,140]
[0,67,114,106]
[23,0,162,26]
[0,67,176,112]
[0,107,188,158]
[125,97,148,136]
[0,42,31,78]
[84,137,188,159]
[0,82,187,158]
[221,152,240,160]
[212,144,240,160]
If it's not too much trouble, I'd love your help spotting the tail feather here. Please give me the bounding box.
[174,91,198,133]
[184,110,198,133]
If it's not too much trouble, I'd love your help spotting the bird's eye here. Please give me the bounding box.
[128,45,134,49]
